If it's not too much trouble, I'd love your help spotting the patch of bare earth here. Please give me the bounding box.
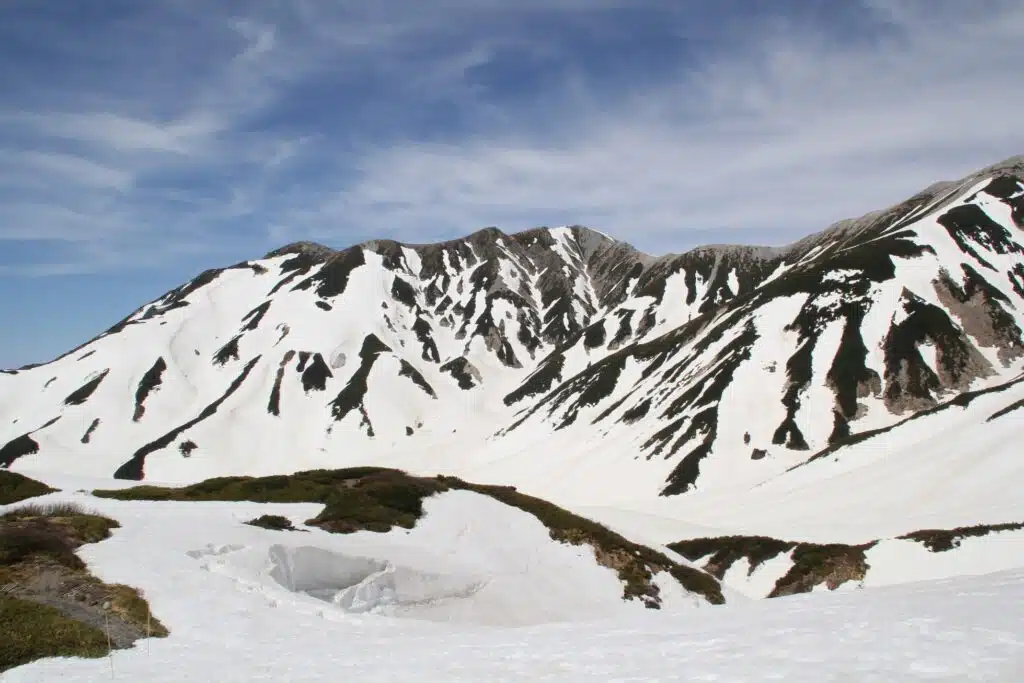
[0,502,167,671]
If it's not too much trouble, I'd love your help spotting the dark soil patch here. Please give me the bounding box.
[504,354,563,404]
[398,360,437,398]
[619,399,651,425]
[440,357,480,390]
[245,514,301,532]
[294,247,366,298]
[413,317,440,363]
[241,301,272,332]
[300,353,332,392]
[213,336,242,366]
[0,434,41,469]
[133,358,167,422]
[268,351,296,416]
[583,320,607,349]
[987,397,1024,422]
[391,276,417,308]
[63,370,110,406]
[329,336,391,428]
[898,521,1024,552]
[80,419,101,444]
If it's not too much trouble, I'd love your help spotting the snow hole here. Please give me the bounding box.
[267,545,487,616]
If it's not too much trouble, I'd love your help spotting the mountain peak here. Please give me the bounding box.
[263,241,337,262]
[264,226,626,266]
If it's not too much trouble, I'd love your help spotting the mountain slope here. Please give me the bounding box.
[1,157,1023,515]
[498,158,1024,497]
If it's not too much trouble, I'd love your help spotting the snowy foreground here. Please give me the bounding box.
[3,473,1023,682]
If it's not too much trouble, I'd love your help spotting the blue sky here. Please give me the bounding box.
[1,0,1022,368]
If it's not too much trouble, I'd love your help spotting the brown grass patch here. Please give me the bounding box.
[0,502,166,672]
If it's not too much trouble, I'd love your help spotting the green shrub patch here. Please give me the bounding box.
[898,521,1024,552]
[0,502,167,672]
[670,534,875,597]
[0,471,56,506]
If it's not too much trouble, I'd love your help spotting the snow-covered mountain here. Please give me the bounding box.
[3,156,1024,510]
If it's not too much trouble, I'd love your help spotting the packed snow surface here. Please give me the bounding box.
[3,473,1023,682]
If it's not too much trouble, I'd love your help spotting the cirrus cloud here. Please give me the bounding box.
[0,0,1021,276]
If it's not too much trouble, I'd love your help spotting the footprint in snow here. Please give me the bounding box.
[186,543,246,560]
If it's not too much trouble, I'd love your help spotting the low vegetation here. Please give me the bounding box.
[768,542,876,598]
[95,467,724,607]
[0,471,56,506]
[670,535,875,598]
[669,536,796,579]
[0,502,167,672]
[245,514,300,531]
[1,596,109,672]
[898,521,1024,552]
[672,519,1024,598]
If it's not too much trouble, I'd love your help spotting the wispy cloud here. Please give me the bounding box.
[0,0,1022,276]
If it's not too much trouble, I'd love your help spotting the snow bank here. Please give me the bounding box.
[194,489,708,626]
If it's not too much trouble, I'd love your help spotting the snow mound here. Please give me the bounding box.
[266,544,486,614]
[160,490,705,627]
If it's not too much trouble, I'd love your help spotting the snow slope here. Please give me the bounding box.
[2,159,1024,510]
[4,159,1024,512]
[3,157,1024,680]
[588,371,1024,547]
[3,477,1022,682]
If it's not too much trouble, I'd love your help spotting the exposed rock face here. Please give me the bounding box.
[1,157,1024,497]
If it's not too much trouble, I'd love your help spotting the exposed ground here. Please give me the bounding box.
[670,520,1024,598]
[0,496,167,672]
[245,514,302,532]
[898,522,1024,552]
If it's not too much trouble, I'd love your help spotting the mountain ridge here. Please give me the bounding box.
[1,156,1023,522]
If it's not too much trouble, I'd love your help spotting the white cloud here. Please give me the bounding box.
[229,18,276,63]
[1,0,1022,275]
[272,0,1024,254]
[15,151,133,191]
